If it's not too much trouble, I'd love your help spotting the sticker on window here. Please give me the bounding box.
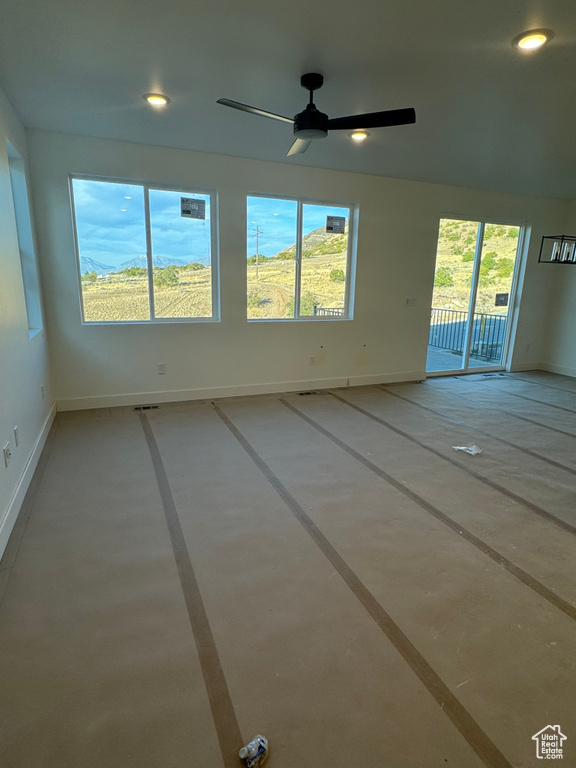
[181,198,206,219]
[326,215,345,234]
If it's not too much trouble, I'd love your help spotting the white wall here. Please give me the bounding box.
[541,199,576,377]
[27,128,567,410]
[0,90,54,559]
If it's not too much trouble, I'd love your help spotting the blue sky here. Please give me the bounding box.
[72,179,348,267]
[247,197,349,258]
[72,179,212,268]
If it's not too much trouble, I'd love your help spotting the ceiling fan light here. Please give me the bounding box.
[513,29,554,50]
[350,131,369,142]
[144,93,170,107]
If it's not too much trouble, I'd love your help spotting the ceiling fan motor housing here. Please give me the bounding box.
[294,106,329,139]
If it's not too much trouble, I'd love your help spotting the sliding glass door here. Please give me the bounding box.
[426,218,523,374]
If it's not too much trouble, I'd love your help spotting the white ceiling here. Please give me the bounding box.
[1,0,574,198]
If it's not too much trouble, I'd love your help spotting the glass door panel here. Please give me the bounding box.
[427,219,522,374]
[468,224,521,368]
[426,218,478,372]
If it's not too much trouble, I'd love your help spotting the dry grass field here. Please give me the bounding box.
[80,220,519,323]
[81,224,350,322]
[81,251,348,322]
[247,252,348,319]
[81,266,213,322]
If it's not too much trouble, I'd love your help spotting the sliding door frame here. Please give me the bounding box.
[426,215,527,378]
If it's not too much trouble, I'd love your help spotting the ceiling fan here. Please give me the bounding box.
[217,73,416,157]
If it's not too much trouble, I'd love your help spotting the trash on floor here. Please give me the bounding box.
[452,444,483,456]
[239,734,269,767]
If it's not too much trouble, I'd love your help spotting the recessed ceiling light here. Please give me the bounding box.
[350,130,369,142]
[144,93,170,107]
[513,29,554,51]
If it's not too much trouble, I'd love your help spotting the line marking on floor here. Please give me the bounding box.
[507,374,576,395]
[456,379,576,414]
[213,402,513,768]
[366,388,576,537]
[139,412,242,768]
[279,398,576,623]
[402,383,576,439]
[374,387,576,475]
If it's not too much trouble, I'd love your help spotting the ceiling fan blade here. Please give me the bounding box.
[217,99,293,124]
[287,138,312,157]
[327,107,416,131]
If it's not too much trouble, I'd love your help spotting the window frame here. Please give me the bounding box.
[246,192,357,322]
[7,140,44,337]
[69,174,220,325]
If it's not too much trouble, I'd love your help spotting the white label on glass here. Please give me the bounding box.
[326,215,345,234]
[181,198,206,219]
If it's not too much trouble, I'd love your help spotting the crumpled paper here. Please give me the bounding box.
[452,444,483,456]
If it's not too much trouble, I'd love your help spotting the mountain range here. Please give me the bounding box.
[80,256,115,275]
[81,254,207,275]
[116,254,192,271]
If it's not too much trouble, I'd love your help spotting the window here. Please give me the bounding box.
[247,195,356,320]
[70,177,218,323]
[7,141,43,336]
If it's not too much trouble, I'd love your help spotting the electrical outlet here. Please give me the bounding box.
[157,363,166,374]
[309,356,316,365]
[405,297,417,306]
[3,442,11,468]
[13,426,19,447]
[41,385,45,399]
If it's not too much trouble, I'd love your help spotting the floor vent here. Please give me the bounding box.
[482,373,507,378]
[297,391,321,396]
[133,405,160,411]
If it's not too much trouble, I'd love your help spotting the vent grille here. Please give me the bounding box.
[133,405,160,411]
[297,391,321,396]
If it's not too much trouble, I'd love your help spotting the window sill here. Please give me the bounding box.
[247,316,352,323]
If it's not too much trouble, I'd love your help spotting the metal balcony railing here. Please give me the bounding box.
[429,308,508,361]
[313,306,345,317]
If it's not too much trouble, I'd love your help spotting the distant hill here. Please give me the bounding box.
[80,256,115,275]
[274,225,348,259]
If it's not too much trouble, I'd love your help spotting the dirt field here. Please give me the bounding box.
[81,267,213,322]
[247,252,347,319]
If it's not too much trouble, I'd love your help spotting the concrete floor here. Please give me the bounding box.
[426,345,498,372]
[0,371,575,768]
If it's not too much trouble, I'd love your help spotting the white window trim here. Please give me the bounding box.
[69,174,220,325]
[246,193,357,322]
[7,140,44,336]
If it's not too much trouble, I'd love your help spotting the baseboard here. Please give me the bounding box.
[56,371,426,411]
[346,371,426,387]
[507,361,543,373]
[0,404,56,561]
[539,362,576,379]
